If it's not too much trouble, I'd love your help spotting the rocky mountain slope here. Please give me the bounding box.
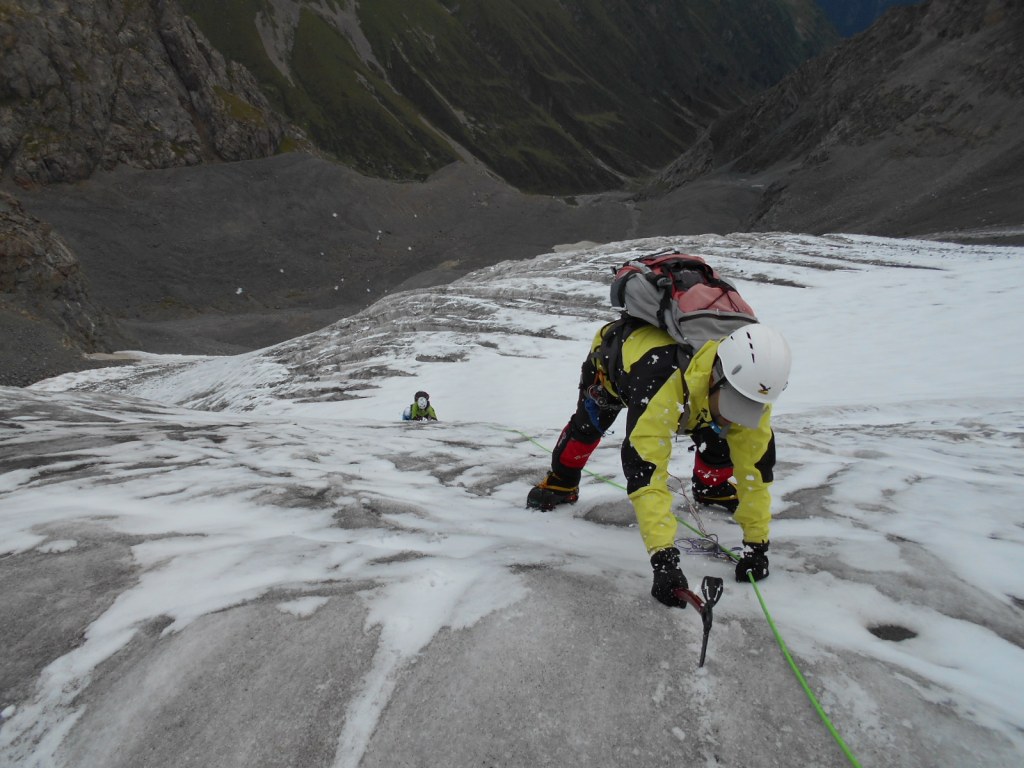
[3,0,1023,387]
[1,0,835,194]
[648,0,1024,239]
[0,0,837,383]
[179,0,836,194]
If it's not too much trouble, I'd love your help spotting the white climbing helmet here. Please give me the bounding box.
[715,324,792,427]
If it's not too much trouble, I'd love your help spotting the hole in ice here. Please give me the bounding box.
[867,624,917,642]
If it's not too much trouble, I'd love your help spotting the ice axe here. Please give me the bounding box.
[672,576,725,667]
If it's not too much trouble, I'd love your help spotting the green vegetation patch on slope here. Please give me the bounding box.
[180,0,455,178]
[355,0,627,192]
[290,9,456,179]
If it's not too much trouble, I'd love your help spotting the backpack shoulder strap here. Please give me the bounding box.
[592,316,632,380]
[593,314,666,381]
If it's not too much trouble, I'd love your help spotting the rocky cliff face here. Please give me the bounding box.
[0,191,126,384]
[0,0,307,185]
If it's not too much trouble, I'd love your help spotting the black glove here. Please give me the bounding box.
[735,541,769,582]
[651,547,689,608]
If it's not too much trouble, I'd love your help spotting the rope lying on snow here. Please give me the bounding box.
[505,426,864,768]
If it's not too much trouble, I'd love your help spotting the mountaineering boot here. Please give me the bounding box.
[692,477,739,512]
[526,473,579,511]
[650,547,689,608]
[691,450,738,512]
[735,541,770,582]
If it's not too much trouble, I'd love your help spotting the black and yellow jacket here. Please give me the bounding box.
[591,321,775,553]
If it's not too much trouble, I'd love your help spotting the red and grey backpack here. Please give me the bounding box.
[609,251,758,354]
